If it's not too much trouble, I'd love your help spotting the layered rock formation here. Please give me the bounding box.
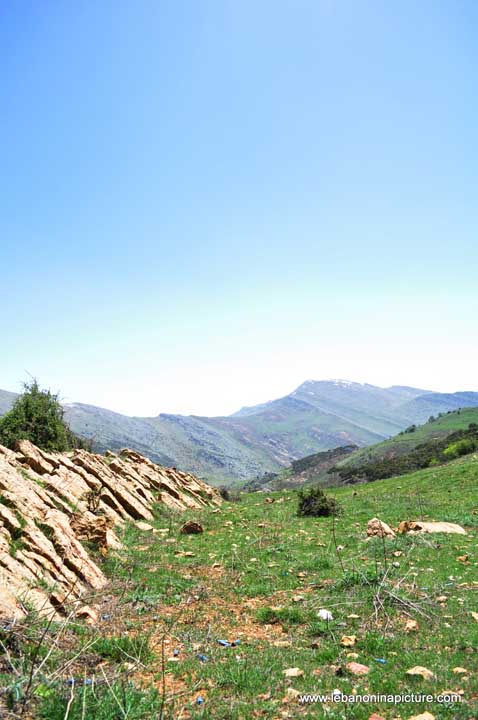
[0,440,220,621]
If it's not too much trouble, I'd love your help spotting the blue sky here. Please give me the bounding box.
[1,1,477,416]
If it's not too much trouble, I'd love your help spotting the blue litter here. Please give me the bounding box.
[84,679,92,686]
[173,648,179,656]
[231,639,241,646]
[66,678,75,686]
[374,658,387,664]
[196,696,204,705]
[197,654,208,662]
[101,613,111,621]
[217,639,231,647]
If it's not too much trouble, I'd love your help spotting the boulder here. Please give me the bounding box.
[397,520,466,535]
[366,518,396,538]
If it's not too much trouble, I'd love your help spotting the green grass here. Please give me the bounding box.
[38,682,162,720]
[94,634,154,664]
[3,452,478,719]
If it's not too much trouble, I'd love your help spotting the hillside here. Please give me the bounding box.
[0,389,17,415]
[336,406,478,470]
[253,407,478,491]
[1,381,478,483]
[4,452,478,718]
[245,445,359,491]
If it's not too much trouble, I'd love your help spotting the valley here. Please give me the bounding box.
[2,381,478,484]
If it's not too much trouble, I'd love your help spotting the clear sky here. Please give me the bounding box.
[1,1,477,417]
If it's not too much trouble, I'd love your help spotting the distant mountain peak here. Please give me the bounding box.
[292,378,366,395]
[325,379,362,387]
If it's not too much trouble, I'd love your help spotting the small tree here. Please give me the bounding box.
[296,485,342,518]
[0,380,85,452]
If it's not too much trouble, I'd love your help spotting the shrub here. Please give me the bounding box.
[443,438,478,460]
[0,379,87,452]
[296,485,341,517]
[218,485,241,502]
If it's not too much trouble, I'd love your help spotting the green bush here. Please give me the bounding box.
[296,485,341,517]
[443,438,478,460]
[0,380,87,452]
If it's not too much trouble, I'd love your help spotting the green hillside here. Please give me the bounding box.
[337,406,478,469]
[261,407,478,490]
[16,452,478,719]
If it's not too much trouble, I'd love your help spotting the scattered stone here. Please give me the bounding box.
[340,635,357,647]
[406,666,435,680]
[136,521,154,531]
[180,520,203,535]
[75,606,98,625]
[346,661,369,676]
[282,688,300,703]
[283,667,304,678]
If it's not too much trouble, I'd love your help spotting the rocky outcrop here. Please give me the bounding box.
[0,441,220,621]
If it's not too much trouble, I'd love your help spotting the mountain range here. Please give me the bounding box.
[1,380,478,483]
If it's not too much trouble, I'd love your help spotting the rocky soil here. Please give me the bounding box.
[0,440,220,622]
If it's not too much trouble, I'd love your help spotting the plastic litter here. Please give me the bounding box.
[374,658,387,664]
[196,696,204,705]
[197,654,208,662]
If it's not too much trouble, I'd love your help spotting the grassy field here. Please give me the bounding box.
[2,453,478,719]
